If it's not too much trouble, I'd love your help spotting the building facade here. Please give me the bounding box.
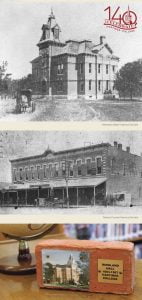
[43,254,80,285]
[31,10,119,100]
[7,141,142,206]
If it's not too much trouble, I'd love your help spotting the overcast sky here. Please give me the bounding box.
[1,0,142,79]
[42,249,81,265]
[1,131,142,159]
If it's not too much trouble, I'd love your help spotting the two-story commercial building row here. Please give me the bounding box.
[31,10,119,100]
[7,141,142,207]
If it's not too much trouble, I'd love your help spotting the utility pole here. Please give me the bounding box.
[0,135,3,158]
[65,158,70,208]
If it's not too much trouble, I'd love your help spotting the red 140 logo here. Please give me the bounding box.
[104,6,137,31]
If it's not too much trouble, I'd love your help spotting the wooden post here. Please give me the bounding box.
[94,186,95,206]
[25,189,27,206]
[17,191,18,207]
[77,187,79,207]
[2,192,4,207]
[37,188,39,206]
[66,179,69,208]
[8,192,9,206]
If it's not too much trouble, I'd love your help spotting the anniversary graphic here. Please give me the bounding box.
[0,0,142,121]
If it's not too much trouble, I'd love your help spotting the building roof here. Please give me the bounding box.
[35,10,119,60]
[10,143,110,163]
[30,56,41,63]
[38,9,62,45]
[52,38,116,57]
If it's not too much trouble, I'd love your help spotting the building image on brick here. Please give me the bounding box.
[0,139,142,209]
[31,9,119,100]
[42,250,89,289]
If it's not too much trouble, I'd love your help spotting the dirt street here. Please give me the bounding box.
[1,97,142,121]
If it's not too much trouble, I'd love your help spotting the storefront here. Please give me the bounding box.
[51,177,107,206]
[0,183,50,207]
[0,178,106,207]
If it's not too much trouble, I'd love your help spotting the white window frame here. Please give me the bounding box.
[112,65,115,72]
[85,157,92,163]
[43,164,47,179]
[106,80,109,91]
[68,160,74,177]
[106,64,109,74]
[36,165,41,180]
[48,163,52,177]
[98,64,101,73]
[76,159,82,165]
[76,159,82,176]
[13,168,17,182]
[57,64,64,75]
[89,80,92,91]
[95,156,103,174]
[25,167,29,181]
[85,157,92,175]
[19,167,23,181]
[60,161,66,176]
[98,80,101,91]
[54,162,59,177]
[30,165,35,181]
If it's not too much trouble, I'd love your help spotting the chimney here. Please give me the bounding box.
[100,36,106,45]
[118,143,122,150]
[114,141,118,147]
[126,146,130,153]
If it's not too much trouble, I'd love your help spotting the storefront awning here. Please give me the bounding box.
[50,177,107,188]
[0,177,106,191]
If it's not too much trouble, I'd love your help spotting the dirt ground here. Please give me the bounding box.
[0,205,142,215]
[1,97,142,121]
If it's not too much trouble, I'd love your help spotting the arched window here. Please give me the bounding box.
[54,28,59,39]
[42,79,47,93]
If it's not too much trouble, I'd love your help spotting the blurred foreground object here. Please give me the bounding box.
[0,224,65,274]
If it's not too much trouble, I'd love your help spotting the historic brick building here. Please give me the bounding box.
[7,141,142,206]
[43,254,80,285]
[31,10,119,100]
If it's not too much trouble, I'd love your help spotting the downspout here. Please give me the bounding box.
[48,44,52,97]
[95,55,97,100]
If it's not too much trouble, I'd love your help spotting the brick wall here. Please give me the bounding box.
[106,143,142,203]
[11,143,142,205]
[67,56,77,97]
[11,145,107,183]
[77,54,85,95]
[50,54,68,95]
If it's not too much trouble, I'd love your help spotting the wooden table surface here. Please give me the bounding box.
[0,239,142,300]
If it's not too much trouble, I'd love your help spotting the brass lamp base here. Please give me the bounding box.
[0,225,66,275]
[0,239,36,275]
[0,253,36,275]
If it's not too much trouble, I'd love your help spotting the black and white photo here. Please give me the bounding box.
[1,0,142,121]
[0,131,142,214]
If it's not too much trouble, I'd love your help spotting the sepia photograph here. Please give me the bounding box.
[0,131,142,215]
[0,0,142,121]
